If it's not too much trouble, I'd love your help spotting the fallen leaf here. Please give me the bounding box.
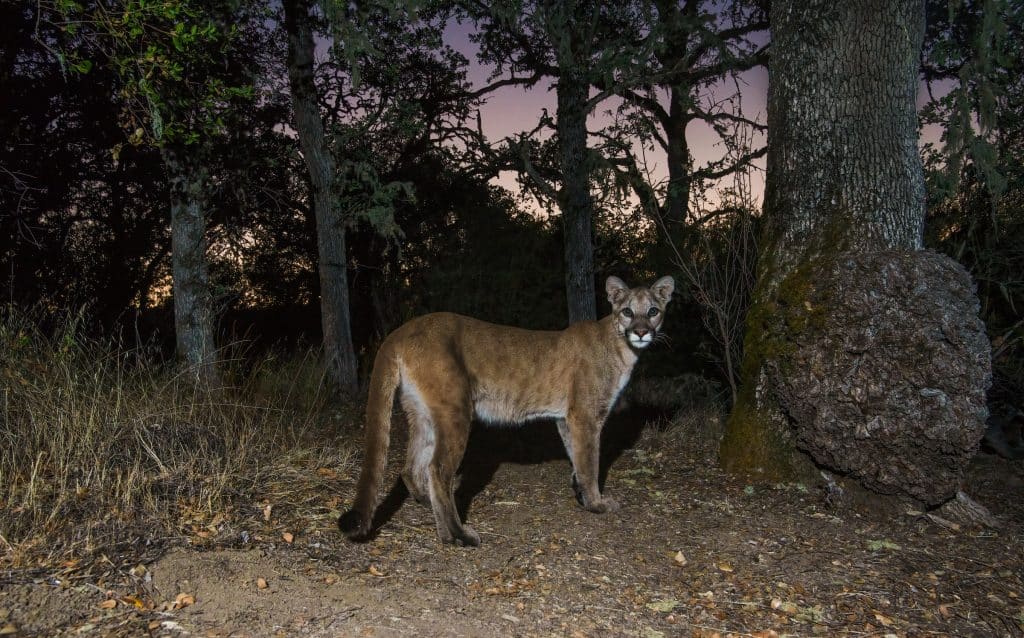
[98,599,117,610]
[0,624,16,635]
[718,562,734,572]
[646,599,679,612]
[623,467,655,477]
[263,504,272,522]
[874,611,894,627]
[673,551,687,566]
[324,574,338,585]
[129,564,147,578]
[257,578,268,590]
[938,603,954,618]
[174,593,195,609]
[158,621,187,632]
[368,564,385,577]
[796,605,826,623]
[866,539,901,551]
[771,599,798,614]
[641,628,665,638]
[122,595,146,610]
[282,531,294,544]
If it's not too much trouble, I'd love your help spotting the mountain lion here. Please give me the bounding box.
[339,275,675,546]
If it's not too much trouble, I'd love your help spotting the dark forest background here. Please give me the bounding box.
[1,0,1021,414]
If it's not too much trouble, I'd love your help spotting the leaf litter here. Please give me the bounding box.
[0,415,1022,636]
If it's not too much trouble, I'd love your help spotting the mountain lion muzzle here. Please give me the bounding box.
[339,275,674,546]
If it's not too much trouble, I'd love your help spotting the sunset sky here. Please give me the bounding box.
[440,19,770,215]
[437,18,948,218]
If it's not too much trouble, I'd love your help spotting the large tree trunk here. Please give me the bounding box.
[284,0,358,395]
[163,145,218,385]
[556,67,597,324]
[719,0,991,505]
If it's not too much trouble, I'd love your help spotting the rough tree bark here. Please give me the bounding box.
[556,65,597,323]
[284,0,359,394]
[719,0,991,505]
[163,144,219,385]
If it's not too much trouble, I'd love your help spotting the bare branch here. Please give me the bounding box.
[693,145,767,182]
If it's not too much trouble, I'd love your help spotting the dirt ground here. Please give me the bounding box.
[2,414,1023,637]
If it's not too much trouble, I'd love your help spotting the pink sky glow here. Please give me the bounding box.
[441,19,769,218]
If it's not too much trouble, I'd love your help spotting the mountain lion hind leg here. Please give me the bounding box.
[400,390,434,506]
[424,398,479,546]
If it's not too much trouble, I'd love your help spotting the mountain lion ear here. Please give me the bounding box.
[606,276,629,304]
[651,276,675,303]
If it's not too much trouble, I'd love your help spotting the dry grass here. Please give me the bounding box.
[0,310,357,565]
[635,402,728,460]
[628,373,728,458]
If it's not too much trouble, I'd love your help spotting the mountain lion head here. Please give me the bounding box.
[606,275,674,349]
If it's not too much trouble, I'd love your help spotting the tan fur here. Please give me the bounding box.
[339,275,674,546]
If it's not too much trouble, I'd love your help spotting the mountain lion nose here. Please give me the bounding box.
[634,328,649,338]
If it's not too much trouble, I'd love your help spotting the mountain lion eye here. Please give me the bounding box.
[621,308,634,318]
[648,307,660,317]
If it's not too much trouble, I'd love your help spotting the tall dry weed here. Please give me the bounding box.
[0,310,352,561]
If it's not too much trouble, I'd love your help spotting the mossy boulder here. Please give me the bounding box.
[771,249,991,505]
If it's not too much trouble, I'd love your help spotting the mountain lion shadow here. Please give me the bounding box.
[367,406,660,535]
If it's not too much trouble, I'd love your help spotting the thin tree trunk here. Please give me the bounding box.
[557,67,597,323]
[163,144,218,386]
[664,89,692,231]
[284,0,358,394]
[720,0,927,476]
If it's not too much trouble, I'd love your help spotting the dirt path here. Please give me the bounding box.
[2,423,1023,637]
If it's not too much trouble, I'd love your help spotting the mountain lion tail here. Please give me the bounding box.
[338,345,400,540]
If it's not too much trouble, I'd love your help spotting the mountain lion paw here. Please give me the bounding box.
[586,495,619,513]
[457,527,481,547]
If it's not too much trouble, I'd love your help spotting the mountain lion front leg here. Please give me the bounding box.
[556,418,586,507]
[562,410,618,513]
